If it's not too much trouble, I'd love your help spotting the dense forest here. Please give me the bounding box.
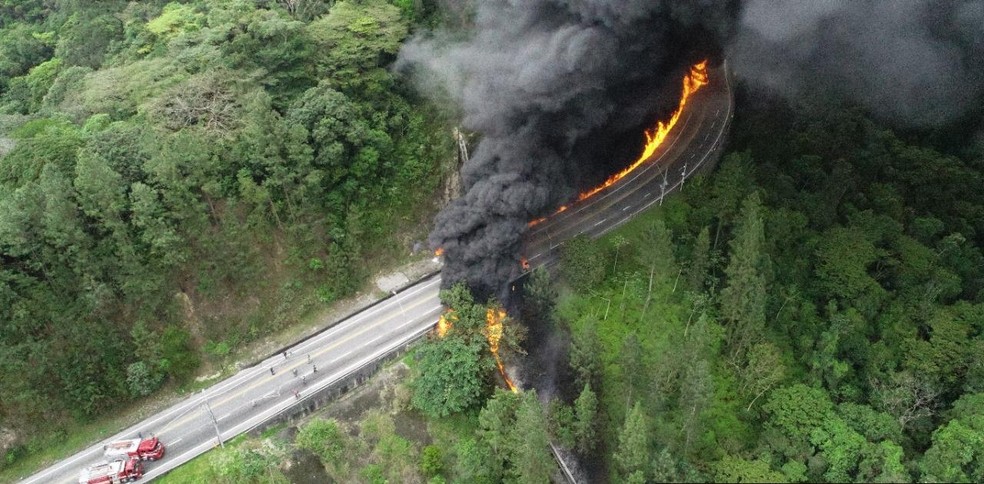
[149,89,984,483]
[4,1,984,483]
[0,0,453,465]
[534,93,984,482]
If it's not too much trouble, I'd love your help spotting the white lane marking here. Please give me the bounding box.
[527,87,702,237]
[593,219,606,227]
[288,277,441,356]
[60,76,728,475]
[221,320,440,442]
[622,66,733,223]
[29,279,448,483]
[644,192,651,198]
[170,438,183,445]
[331,351,355,364]
[622,205,631,211]
[217,413,231,422]
[140,64,733,484]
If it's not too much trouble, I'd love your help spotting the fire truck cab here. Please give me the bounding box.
[77,457,143,484]
[103,437,165,461]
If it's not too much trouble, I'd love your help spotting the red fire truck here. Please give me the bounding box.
[103,436,165,461]
[77,457,143,483]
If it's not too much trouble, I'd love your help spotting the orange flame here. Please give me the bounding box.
[520,257,530,271]
[485,308,506,354]
[528,216,548,227]
[434,248,444,257]
[434,306,518,393]
[486,308,518,393]
[436,309,455,338]
[527,60,709,227]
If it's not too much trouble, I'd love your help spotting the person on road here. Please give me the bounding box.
[301,375,307,385]
[292,368,298,377]
[270,367,275,375]
[293,390,299,399]
[312,365,317,373]
[283,351,288,359]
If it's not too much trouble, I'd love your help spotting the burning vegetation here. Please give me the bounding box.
[432,60,712,395]
[434,302,518,393]
[436,309,454,338]
[404,0,732,300]
[485,307,519,393]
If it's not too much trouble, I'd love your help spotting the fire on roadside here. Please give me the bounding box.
[527,60,709,228]
[485,308,519,393]
[433,307,519,393]
[436,309,455,338]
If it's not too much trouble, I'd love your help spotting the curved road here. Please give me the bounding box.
[22,61,732,483]
[524,60,733,267]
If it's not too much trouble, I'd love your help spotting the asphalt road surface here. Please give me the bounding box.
[524,60,734,268]
[23,61,732,483]
[23,276,445,483]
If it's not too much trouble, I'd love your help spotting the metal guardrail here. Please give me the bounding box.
[139,60,737,484]
[151,326,434,481]
[242,326,433,436]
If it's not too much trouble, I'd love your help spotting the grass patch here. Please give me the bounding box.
[156,435,247,484]
[158,435,290,484]
[259,423,288,440]
[156,446,224,484]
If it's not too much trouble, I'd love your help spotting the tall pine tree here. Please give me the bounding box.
[719,192,768,361]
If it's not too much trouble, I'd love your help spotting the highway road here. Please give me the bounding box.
[524,60,733,267]
[22,276,445,483]
[23,61,732,483]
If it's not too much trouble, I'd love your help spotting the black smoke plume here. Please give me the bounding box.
[398,0,735,298]
[730,0,984,127]
[399,1,984,298]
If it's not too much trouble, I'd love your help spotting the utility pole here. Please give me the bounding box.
[203,400,224,448]
[660,169,668,206]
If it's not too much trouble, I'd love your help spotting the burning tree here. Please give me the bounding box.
[410,284,526,417]
[439,284,526,390]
